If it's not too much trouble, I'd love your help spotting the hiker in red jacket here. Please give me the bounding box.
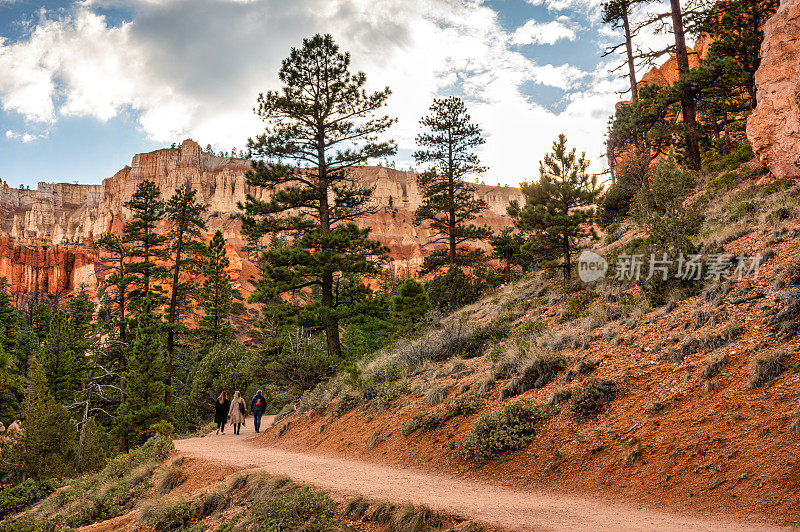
[250,390,267,433]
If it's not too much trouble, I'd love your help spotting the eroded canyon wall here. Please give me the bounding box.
[0,140,523,299]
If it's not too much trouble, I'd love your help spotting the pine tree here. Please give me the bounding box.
[11,355,75,480]
[602,0,646,102]
[697,0,779,108]
[199,231,234,350]
[391,278,430,329]
[413,96,491,274]
[510,134,600,282]
[123,180,169,307]
[164,185,207,406]
[668,0,701,170]
[489,227,529,282]
[242,34,395,360]
[95,233,132,408]
[112,297,169,446]
[38,310,86,404]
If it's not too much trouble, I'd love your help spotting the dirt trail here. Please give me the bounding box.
[174,417,789,532]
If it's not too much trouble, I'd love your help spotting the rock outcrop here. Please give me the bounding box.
[0,140,523,300]
[747,0,800,179]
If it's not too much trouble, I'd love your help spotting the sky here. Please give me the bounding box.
[0,0,677,188]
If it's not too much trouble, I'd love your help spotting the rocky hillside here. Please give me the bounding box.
[0,140,522,300]
[263,156,800,527]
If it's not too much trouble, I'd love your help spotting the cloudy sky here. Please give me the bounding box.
[0,0,676,188]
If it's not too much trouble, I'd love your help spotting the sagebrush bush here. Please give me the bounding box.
[571,379,617,419]
[749,350,788,388]
[403,392,482,435]
[459,400,555,464]
[500,353,566,400]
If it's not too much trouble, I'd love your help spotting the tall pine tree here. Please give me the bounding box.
[123,180,169,307]
[95,233,132,409]
[510,134,600,282]
[112,297,169,446]
[413,96,491,274]
[164,185,207,406]
[242,34,395,359]
[38,310,86,405]
[199,231,234,350]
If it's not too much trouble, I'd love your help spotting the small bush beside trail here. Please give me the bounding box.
[571,379,617,419]
[459,400,555,464]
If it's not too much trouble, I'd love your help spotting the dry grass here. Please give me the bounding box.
[157,464,187,494]
[702,353,730,380]
[749,350,788,388]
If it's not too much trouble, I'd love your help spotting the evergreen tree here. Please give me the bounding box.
[413,96,491,274]
[164,185,207,406]
[697,0,779,107]
[199,231,234,349]
[602,0,646,102]
[38,311,86,404]
[489,227,530,282]
[0,278,20,357]
[391,278,430,329]
[96,233,132,408]
[10,355,75,480]
[242,34,395,359]
[112,297,169,446]
[510,134,600,282]
[123,180,169,306]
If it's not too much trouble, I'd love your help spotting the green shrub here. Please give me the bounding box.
[767,206,795,223]
[500,353,566,399]
[559,291,597,322]
[519,320,547,336]
[403,392,482,436]
[705,143,753,172]
[140,498,197,532]
[709,171,741,191]
[250,488,336,532]
[0,517,71,531]
[571,379,617,419]
[0,479,54,519]
[459,400,555,464]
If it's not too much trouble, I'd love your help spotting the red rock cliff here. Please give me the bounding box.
[0,140,523,299]
[747,0,800,179]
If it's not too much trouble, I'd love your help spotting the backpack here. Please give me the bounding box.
[238,402,245,415]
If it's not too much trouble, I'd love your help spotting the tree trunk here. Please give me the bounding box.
[563,234,572,283]
[622,2,639,102]
[670,0,701,170]
[447,131,457,264]
[317,132,341,360]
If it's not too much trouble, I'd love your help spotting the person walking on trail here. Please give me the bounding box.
[251,390,267,433]
[214,391,230,435]
[228,390,247,435]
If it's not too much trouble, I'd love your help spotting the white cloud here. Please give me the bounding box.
[512,19,576,45]
[5,129,45,143]
[0,0,633,184]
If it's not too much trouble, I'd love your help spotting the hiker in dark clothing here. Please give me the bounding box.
[251,390,267,433]
[214,391,229,435]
